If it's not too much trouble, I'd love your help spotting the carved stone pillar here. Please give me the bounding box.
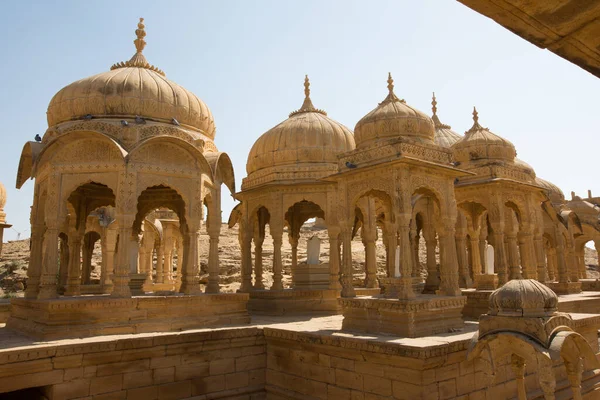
[385,231,397,279]
[455,230,472,288]
[155,246,164,284]
[206,222,221,294]
[111,217,133,298]
[328,226,342,290]
[164,250,173,283]
[547,248,557,282]
[102,229,117,292]
[556,235,569,284]
[340,226,356,297]
[179,229,201,294]
[64,231,82,296]
[566,243,579,283]
[81,234,94,285]
[533,235,547,282]
[38,225,60,299]
[577,250,586,280]
[537,353,556,400]
[511,354,527,400]
[290,236,298,273]
[438,221,461,296]
[490,222,508,285]
[506,233,522,280]
[362,228,378,288]
[58,236,69,291]
[397,216,415,299]
[25,225,44,299]
[271,223,284,291]
[565,358,583,400]
[518,231,537,280]
[253,234,265,290]
[423,229,439,294]
[468,231,482,282]
[239,221,253,293]
[410,227,419,278]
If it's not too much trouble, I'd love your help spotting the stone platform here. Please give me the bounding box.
[340,294,466,337]
[6,293,250,340]
[462,288,600,319]
[248,289,341,315]
[581,279,600,291]
[547,281,582,294]
[353,287,381,296]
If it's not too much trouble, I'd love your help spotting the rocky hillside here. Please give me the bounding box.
[1,223,598,296]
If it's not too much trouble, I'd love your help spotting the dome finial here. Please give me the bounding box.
[465,106,487,134]
[111,18,165,76]
[473,106,479,124]
[432,92,438,116]
[134,18,147,54]
[380,72,405,105]
[304,75,311,100]
[289,75,327,117]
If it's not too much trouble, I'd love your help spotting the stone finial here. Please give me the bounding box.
[134,18,147,54]
[472,107,479,124]
[431,92,437,116]
[110,18,165,76]
[588,190,592,198]
[466,106,486,134]
[289,75,326,117]
[379,72,405,105]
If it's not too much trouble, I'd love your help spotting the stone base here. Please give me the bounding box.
[547,281,582,295]
[340,295,466,337]
[475,274,498,290]
[581,279,600,291]
[292,262,330,289]
[248,289,341,315]
[462,289,495,319]
[6,293,250,340]
[354,287,382,296]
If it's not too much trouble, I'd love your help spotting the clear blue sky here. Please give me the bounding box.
[0,1,598,241]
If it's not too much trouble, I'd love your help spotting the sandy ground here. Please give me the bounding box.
[1,223,598,296]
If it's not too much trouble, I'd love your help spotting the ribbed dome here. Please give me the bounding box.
[536,177,565,203]
[452,108,516,163]
[489,279,558,318]
[431,93,461,148]
[246,77,355,175]
[46,19,215,139]
[355,74,434,148]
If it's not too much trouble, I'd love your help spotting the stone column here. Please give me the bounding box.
[111,217,133,298]
[518,231,537,280]
[556,235,569,284]
[239,222,253,293]
[38,225,60,299]
[102,228,117,292]
[25,225,44,299]
[385,230,397,279]
[155,246,164,284]
[65,231,82,296]
[565,359,583,400]
[455,230,472,288]
[423,227,439,293]
[533,235,547,282]
[271,223,284,291]
[180,229,201,294]
[506,233,522,280]
[547,248,557,282]
[490,222,508,285]
[206,219,221,294]
[577,250,586,280]
[410,227,419,278]
[567,243,579,283]
[340,226,356,297]
[468,231,482,282]
[362,228,378,288]
[438,221,461,296]
[253,234,265,290]
[81,235,93,285]
[328,226,342,290]
[290,235,298,273]
[58,236,69,291]
[164,250,173,283]
[397,216,415,299]
[511,354,527,400]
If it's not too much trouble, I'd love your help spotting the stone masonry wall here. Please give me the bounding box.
[0,328,266,400]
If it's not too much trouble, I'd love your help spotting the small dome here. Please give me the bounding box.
[431,93,461,148]
[355,74,434,148]
[452,108,516,163]
[246,76,355,175]
[536,177,565,203]
[46,19,215,139]
[489,279,558,318]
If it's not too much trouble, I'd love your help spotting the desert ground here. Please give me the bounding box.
[1,222,598,297]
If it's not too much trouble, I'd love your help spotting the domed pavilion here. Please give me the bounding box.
[9,19,247,340]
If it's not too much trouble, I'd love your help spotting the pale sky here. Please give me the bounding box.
[0,1,598,241]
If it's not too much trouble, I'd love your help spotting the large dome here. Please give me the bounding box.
[246,76,355,175]
[46,19,215,139]
[489,279,558,318]
[452,108,516,163]
[354,73,435,148]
